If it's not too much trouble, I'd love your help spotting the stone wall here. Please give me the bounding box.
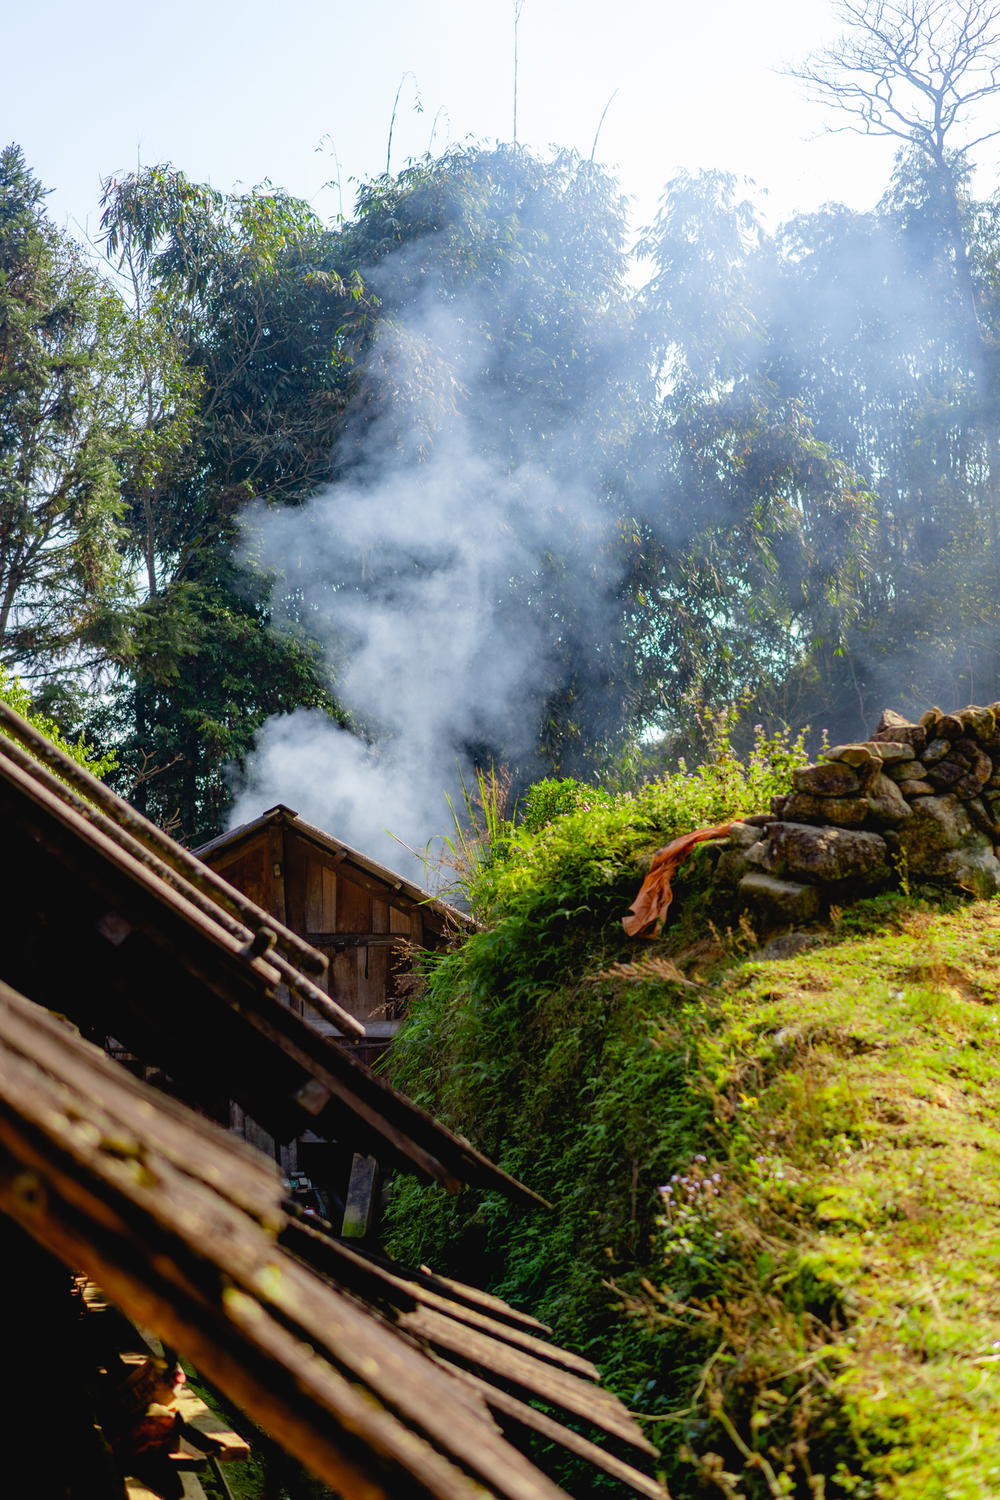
[718,703,1000,927]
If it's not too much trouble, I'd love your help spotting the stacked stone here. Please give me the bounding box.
[719,703,1000,926]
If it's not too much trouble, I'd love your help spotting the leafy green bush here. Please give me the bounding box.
[462,717,813,923]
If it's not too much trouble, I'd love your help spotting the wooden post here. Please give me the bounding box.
[340,1154,379,1240]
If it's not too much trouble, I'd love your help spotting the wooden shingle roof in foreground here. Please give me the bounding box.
[0,982,661,1500]
[0,701,665,1500]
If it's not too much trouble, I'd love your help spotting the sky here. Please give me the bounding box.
[6,0,931,247]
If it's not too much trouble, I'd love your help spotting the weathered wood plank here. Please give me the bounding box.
[306,860,325,935]
[330,948,360,1016]
[360,943,390,1019]
[341,1154,379,1240]
[0,982,283,1225]
[126,1477,208,1500]
[283,1219,597,1378]
[305,933,416,948]
[392,1265,551,1336]
[337,874,373,935]
[236,1005,464,1189]
[0,1019,569,1499]
[223,842,273,919]
[175,1390,250,1460]
[0,707,327,979]
[266,823,288,927]
[396,1308,657,1457]
[441,1364,666,1500]
[390,905,422,937]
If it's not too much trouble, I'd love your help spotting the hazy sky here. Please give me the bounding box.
[6,0,934,244]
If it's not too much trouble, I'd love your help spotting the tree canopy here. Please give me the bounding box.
[0,145,128,687]
[3,101,1000,843]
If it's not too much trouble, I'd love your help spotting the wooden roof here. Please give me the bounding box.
[0,700,538,1206]
[196,801,474,937]
[0,979,663,1500]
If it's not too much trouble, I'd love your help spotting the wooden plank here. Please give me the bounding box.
[321,864,339,930]
[304,859,327,934]
[224,1288,553,1500]
[221,840,272,917]
[175,1389,251,1460]
[0,983,284,1226]
[330,948,360,1016]
[442,1365,666,1500]
[236,1005,462,1190]
[396,1308,657,1457]
[127,1478,208,1500]
[359,943,390,1020]
[394,1267,551,1336]
[281,831,309,935]
[266,822,288,926]
[390,905,422,938]
[337,874,372,935]
[232,999,550,1207]
[341,1153,379,1239]
[306,933,415,948]
[283,1220,596,1379]
[0,1051,568,1500]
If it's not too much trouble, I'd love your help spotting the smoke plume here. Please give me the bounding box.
[231,281,627,885]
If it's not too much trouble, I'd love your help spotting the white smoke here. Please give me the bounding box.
[230,294,622,885]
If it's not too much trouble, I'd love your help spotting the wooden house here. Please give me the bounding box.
[196,804,472,1196]
[196,803,469,1065]
[0,698,664,1500]
[197,804,470,1062]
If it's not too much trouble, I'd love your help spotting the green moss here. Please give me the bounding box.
[387,768,1000,1497]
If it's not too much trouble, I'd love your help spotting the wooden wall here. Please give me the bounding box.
[208,821,430,1033]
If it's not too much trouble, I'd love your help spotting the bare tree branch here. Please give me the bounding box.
[788,0,1000,160]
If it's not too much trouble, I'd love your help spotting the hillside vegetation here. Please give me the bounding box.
[386,751,1000,1499]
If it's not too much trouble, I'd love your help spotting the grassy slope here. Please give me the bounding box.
[387,787,1000,1498]
[663,895,1000,1498]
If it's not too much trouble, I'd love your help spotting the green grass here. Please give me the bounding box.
[387,784,1000,1499]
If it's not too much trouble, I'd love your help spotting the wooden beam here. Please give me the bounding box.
[0,704,327,979]
[341,1154,380,1240]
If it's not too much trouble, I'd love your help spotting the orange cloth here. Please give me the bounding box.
[622,822,735,937]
